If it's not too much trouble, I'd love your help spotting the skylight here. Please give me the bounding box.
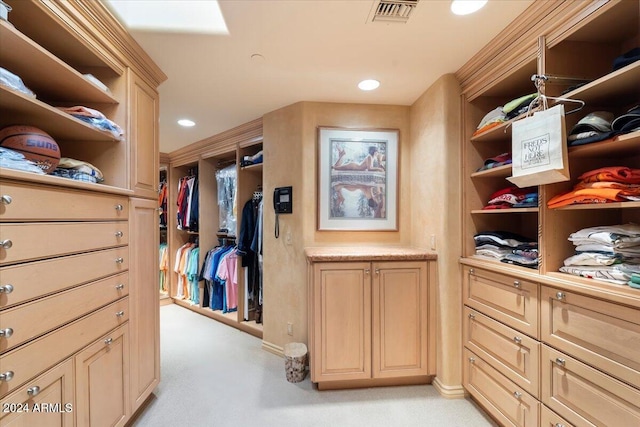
[105,0,229,34]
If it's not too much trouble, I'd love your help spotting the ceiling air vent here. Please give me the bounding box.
[370,0,419,23]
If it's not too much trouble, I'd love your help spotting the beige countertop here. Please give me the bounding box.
[304,246,437,262]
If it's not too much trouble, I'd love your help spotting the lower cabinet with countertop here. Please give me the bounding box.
[305,247,437,390]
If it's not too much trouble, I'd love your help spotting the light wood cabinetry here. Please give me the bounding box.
[129,198,160,412]
[166,122,264,337]
[75,325,130,427]
[0,1,164,425]
[458,1,640,424]
[306,249,435,389]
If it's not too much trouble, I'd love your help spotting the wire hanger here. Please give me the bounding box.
[529,74,586,115]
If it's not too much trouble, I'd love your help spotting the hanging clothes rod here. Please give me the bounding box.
[530,74,591,85]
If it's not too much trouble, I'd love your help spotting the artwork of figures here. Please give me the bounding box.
[317,128,398,231]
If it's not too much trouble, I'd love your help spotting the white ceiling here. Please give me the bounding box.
[111,0,534,153]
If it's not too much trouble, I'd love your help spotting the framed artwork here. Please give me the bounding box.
[317,127,399,231]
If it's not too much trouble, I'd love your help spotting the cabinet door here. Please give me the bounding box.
[311,262,371,382]
[129,198,160,412]
[0,359,74,427]
[372,261,428,378]
[129,70,159,199]
[75,325,129,427]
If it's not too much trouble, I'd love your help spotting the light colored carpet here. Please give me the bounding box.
[131,304,496,427]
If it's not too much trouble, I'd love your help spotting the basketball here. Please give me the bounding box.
[0,125,60,173]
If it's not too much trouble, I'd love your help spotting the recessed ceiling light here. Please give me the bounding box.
[358,79,380,91]
[178,119,195,127]
[451,0,487,16]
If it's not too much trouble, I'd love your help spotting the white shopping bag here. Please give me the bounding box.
[508,104,570,188]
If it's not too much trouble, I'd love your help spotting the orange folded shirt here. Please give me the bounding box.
[547,188,625,208]
[577,166,640,184]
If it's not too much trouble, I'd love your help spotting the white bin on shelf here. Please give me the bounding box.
[284,342,307,383]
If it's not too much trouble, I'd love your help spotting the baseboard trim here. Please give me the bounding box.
[262,340,284,358]
[432,377,467,399]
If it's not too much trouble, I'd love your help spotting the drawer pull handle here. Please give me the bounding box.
[555,358,566,367]
[469,268,475,275]
[556,292,565,301]
[116,283,125,290]
[115,231,124,238]
[27,386,41,397]
[469,357,475,363]
[364,269,370,274]
[513,336,522,344]
[0,284,13,294]
[0,328,13,338]
[115,204,124,211]
[555,424,566,427]
[468,313,475,320]
[0,371,14,382]
[513,391,522,399]
[0,195,12,205]
[116,311,125,317]
[0,239,12,249]
[104,337,114,345]
[513,280,521,288]
[115,257,124,264]
[375,269,380,275]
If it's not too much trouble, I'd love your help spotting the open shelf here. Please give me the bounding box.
[568,131,640,159]
[0,86,120,142]
[0,20,118,104]
[471,208,539,214]
[551,201,640,211]
[561,61,640,108]
[471,164,513,178]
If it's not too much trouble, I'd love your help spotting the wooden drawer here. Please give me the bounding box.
[0,246,128,309]
[540,405,574,427]
[0,222,128,266]
[0,297,128,398]
[0,358,74,427]
[464,306,540,397]
[541,345,640,427]
[463,266,539,338]
[0,181,128,221]
[464,348,539,427]
[0,272,128,354]
[541,286,640,389]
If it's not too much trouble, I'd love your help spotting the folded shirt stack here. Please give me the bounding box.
[473,93,537,137]
[474,231,538,269]
[560,223,640,286]
[0,146,44,174]
[56,106,124,140]
[51,157,104,183]
[476,152,512,172]
[483,186,538,210]
[0,67,36,98]
[547,166,640,208]
[630,273,640,290]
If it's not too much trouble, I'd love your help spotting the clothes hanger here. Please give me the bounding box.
[530,74,586,115]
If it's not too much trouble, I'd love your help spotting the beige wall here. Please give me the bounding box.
[408,74,462,394]
[262,75,462,393]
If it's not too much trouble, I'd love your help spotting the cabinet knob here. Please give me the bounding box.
[0,195,12,205]
[555,358,566,367]
[364,269,370,274]
[115,283,125,290]
[469,268,475,275]
[27,386,40,397]
[116,310,125,317]
[375,269,380,275]
[115,231,124,238]
[513,280,521,288]
[0,328,13,338]
[469,357,475,363]
[468,313,475,320]
[115,204,124,211]
[0,371,14,382]
[555,424,566,427]
[0,284,13,294]
[104,337,114,345]
[513,391,522,399]
[513,336,522,344]
[556,292,565,301]
[115,257,124,264]
[0,239,12,249]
